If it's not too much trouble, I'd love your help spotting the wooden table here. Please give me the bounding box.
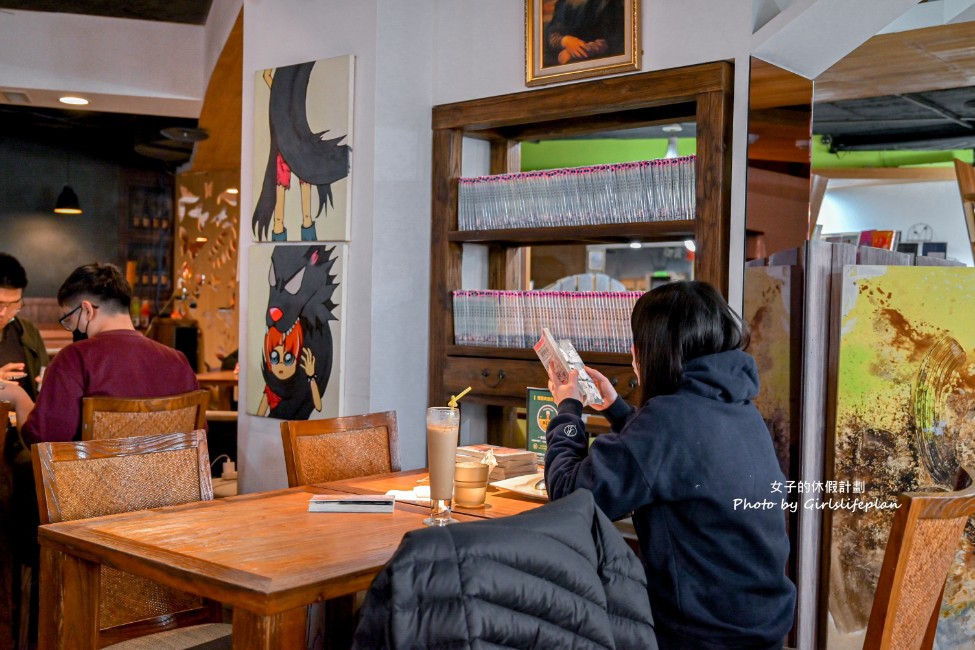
[321,469,638,546]
[322,468,547,519]
[37,485,480,649]
[195,369,237,410]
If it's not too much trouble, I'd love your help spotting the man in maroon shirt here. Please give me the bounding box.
[8,263,200,444]
[0,263,201,646]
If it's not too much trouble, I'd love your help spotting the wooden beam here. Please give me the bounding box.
[811,167,956,181]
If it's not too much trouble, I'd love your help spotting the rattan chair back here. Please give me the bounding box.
[863,466,975,650]
[31,430,220,646]
[81,389,209,441]
[280,411,401,487]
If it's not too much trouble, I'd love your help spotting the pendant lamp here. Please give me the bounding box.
[54,151,83,215]
[55,185,82,215]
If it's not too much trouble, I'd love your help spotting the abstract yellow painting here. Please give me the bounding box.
[828,265,975,648]
[744,265,799,478]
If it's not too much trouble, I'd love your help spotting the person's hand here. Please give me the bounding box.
[559,35,588,60]
[301,348,316,378]
[584,366,618,412]
[546,362,582,406]
[0,362,26,382]
[0,378,32,411]
[583,39,608,57]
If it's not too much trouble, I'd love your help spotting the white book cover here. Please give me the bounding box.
[533,327,603,406]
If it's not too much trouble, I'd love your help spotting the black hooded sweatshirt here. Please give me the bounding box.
[545,349,795,649]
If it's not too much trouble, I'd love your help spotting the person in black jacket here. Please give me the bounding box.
[544,280,795,650]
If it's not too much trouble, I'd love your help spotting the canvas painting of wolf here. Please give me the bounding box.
[246,244,346,420]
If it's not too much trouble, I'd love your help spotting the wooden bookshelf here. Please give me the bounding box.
[429,62,734,438]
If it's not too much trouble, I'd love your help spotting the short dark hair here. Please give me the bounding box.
[57,263,132,313]
[631,280,749,403]
[0,253,27,290]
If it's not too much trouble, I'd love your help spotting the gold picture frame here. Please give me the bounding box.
[526,0,640,87]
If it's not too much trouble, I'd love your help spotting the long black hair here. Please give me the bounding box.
[631,281,748,403]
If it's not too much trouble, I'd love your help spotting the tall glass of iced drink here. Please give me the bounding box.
[425,406,460,526]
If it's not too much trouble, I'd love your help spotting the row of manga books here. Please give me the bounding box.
[457,156,696,231]
[452,290,643,353]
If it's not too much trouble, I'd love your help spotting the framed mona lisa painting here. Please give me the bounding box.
[526,0,640,86]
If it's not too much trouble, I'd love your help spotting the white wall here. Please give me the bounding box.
[240,0,440,491]
[819,181,975,265]
[0,10,205,116]
[203,0,244,83]
[371,2,437,470]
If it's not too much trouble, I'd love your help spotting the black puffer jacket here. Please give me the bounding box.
[352,489,657,649]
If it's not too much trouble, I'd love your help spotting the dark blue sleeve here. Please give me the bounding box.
[603,396,636,432]
[544,399,653,521]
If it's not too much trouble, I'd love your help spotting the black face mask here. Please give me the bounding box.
[72,329,88,343]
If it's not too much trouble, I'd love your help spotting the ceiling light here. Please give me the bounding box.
[54,186,82,214]
[684,240,696,252]
[226,188,239,195]
[628,241,642,249]
[59,96,89,106]
[662,124,683,133]
[54,150,82,215]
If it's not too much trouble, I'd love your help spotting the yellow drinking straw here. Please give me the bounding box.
[448,386,472,408]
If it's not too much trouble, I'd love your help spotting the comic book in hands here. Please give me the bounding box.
[533,327,603,407]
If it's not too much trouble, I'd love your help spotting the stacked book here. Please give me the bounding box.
[453,289,641,353]
[456,444,538,481]
[457,156,696,231]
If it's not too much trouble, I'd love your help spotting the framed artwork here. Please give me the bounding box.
[525,0,640,87]
[743,264,802,598]
[826,265,975,648]
[252,55,354,242]
[245,244,346,421]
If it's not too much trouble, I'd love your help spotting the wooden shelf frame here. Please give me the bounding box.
[448,220,697,246]
[429,61,735,408]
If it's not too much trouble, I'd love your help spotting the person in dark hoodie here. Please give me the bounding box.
[544,280,795,650]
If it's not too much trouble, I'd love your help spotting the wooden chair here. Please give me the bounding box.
[31,430,230,648]
[863,466,975,650]
[280,411,401,488]
[281,411,401,646]
[80,389,209,441]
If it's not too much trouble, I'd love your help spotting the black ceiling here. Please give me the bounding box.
[0,0,213,25]
[0,104,200,169]
[814,86,975,153]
